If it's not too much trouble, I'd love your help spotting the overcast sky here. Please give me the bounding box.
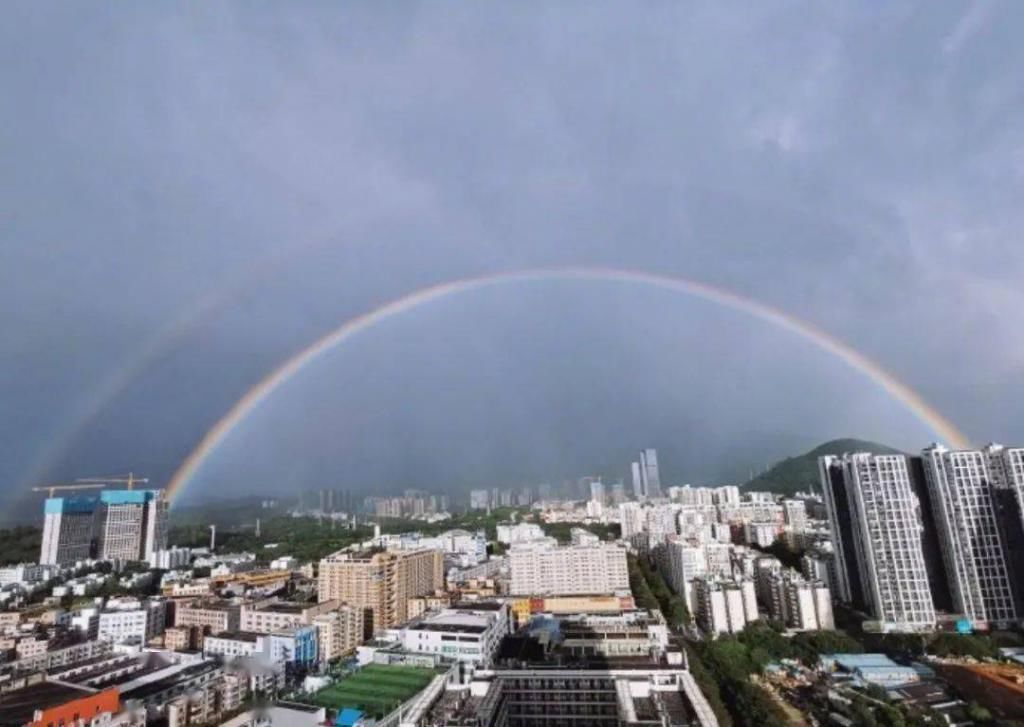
[3,2,1023,516]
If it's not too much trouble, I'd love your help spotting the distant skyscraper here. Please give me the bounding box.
[819,453,935,632]
[470,489,490,510]
[589,480,605,504]
[631,461,643,499]
[639,448,661,498]
[40,496,98,565]
[610,481,626,505]
[921,444,1017,627]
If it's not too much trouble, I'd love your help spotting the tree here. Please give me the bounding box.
[965,701,993,724]
[791,629,863,665]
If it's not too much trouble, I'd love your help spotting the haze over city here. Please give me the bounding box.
[4,3,1024,516]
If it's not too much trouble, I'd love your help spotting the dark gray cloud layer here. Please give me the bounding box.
[3,2,1023,515]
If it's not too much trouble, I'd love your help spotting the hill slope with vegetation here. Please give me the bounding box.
[742,438,902,496]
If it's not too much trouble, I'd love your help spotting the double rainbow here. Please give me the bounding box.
[165,267,969,502]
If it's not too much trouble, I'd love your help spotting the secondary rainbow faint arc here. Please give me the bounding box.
[166,267,970,501]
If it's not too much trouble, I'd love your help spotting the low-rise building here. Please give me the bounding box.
[174,599,241,635]
[204,631,261,660]
[98,599,166,645]
[240,598,339,633]
[495,522,546,545]
[381,602,511,666]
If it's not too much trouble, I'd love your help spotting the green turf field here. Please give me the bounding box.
[311,664,438,718]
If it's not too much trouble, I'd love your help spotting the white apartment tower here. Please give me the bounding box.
[40,497,98,565]
[921,444,1017,627]
[96,490,169,562]
[819,453,935,632]
[41,489,168,565]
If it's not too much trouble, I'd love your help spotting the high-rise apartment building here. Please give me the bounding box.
[921,444,1017,627]
[96,490,168,561]
[819,453,935,632]
[40,497,99,565]
[318,548,444,636]
[987,445,1024,617]
[508,542,629,596]
[40,489,167,565]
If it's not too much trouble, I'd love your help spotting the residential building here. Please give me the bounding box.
[95,490,168,562]
[311,606,363,662]
[693,577,755,636]
[744,521,777,548]
[819,453,936,632]
[763,571,834,631]
[149,546,191,570]
[921,444,1017,628]
[203,631,260,660]
[240,599,339,633]
[318,548,444,636]
[508,542,629,596]
[98,599,166,645]
[40,496,98,565]
[782,499,808,532]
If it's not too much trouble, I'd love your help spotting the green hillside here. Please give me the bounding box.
[742,438,903,496]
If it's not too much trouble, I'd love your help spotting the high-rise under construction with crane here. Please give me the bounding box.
[39,483,168,565]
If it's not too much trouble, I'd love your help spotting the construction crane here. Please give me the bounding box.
[31,482,108,498]
[75,472,149,490]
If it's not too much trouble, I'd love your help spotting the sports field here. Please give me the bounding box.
[311,664,438,718]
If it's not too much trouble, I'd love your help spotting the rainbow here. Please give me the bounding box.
[166,266,970,501]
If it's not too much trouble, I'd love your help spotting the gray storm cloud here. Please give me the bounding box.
[2,2,1023,517]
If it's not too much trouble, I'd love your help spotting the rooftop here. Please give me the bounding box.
[0,682,98,724]
[249,601,307,614]
[182,599,238,611]
[208,630,261,643]
[407,611,496,635]
[120,661,221,702]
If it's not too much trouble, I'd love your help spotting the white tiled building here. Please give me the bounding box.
[693,577,757,636]
[381,602,511,666]
[509,542,628,596]
[922,444,1018,628]
[820,453,936,632]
